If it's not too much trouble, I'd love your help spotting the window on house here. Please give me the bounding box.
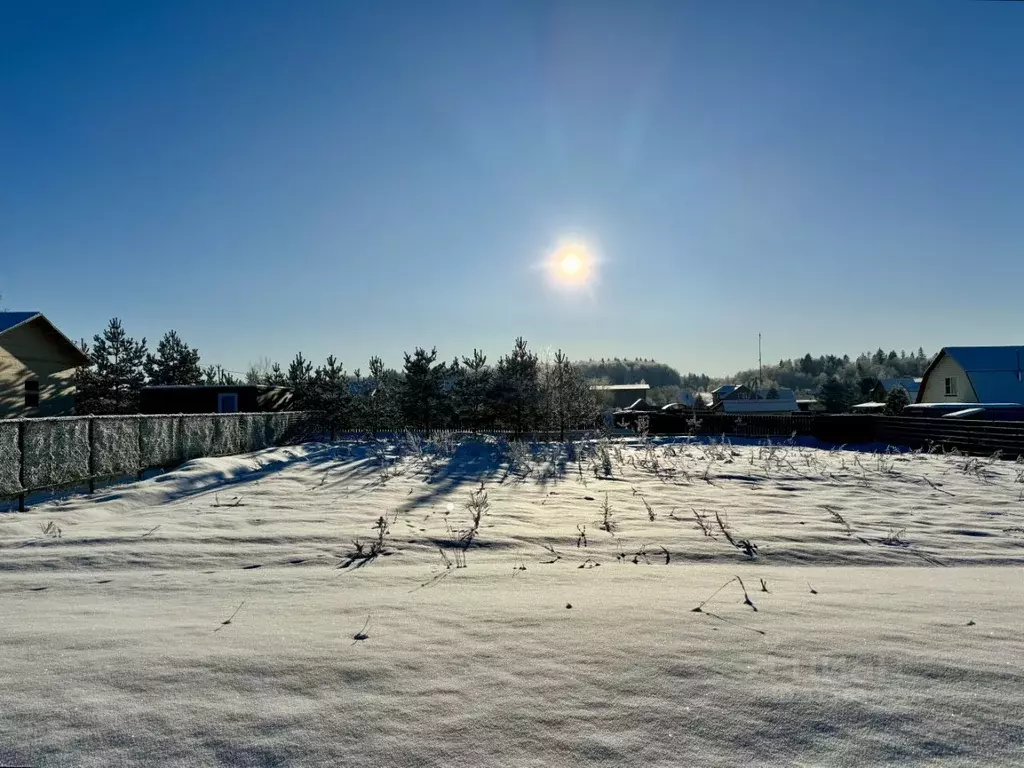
[217,392,239,413]
[25,380,40,408]
[944,377,958,397]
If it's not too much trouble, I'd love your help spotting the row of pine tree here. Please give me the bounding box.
[73,318,599,436]
[72,317,937,422]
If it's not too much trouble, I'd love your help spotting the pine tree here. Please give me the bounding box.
[447,349,492,430]
[363,355,400,433]
[145,330,202,385]
[550,350,598,439]
[73,338,102,414]
[493,337,540,437]
[266,363,287,386]
[400,347,446,430]
[884,385,911,416]
[310,355,351,438]
[287,353,314,409]
[86,318,148,413]
[819,378,854,414]
[203,365,239,385]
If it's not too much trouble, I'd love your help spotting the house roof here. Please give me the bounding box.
[0,311,90,367]
[852,402,887,411]
[753,388,797,402]
[711,384,738,396]
[142,385,290,391]
[719,399,800,414]
[878,377,921,394]
[922,346,1024,405]
[622,398,658,411]
[589,383,650,391]
[0,311,41,334]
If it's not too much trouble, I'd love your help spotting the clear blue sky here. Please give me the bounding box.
[2,1,1022,377]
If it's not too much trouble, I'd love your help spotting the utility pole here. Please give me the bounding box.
[758,333,763,390]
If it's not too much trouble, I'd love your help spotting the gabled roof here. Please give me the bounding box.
[621,398,658,411]
[0,311,40,334]
[922,346,1024,405]
[0,311,91,367]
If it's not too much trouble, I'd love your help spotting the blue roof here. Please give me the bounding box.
[945,346,1023,372]
[0,311,40,335]
[944,346,1024,404]
[879,377,920,394]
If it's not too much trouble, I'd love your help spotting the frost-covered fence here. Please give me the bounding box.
[1,412,312,510]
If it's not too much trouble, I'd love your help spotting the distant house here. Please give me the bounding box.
[140,385,293,414]
[0,312,90,418]
[708,384,798,414]
[917,347,1024,405]
[711,384,751,403]
[590,381,651,409]
[720,388,799,414]
[871,377,921,403]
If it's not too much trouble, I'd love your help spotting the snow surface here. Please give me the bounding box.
[2,436,1023,766]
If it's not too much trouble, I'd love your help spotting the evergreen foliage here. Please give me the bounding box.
[145,331,202,386]
[884,385,911,416]
[76,318,148,414]
[493,337,540,437]
[400,347,447,430]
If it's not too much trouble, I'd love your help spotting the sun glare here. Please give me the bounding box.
[560,252,582,275]
[548,243,593,286]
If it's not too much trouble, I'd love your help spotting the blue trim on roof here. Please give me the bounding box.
[0,311,40,334]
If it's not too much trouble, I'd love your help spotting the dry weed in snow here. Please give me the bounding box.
[1,436,1023,766]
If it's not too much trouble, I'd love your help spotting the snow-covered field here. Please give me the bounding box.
[2,436,1023,766]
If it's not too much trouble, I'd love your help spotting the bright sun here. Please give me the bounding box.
[560,252,582,275]
[549,243,593,286]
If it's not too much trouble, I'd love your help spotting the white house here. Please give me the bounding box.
[917,347,1024,405]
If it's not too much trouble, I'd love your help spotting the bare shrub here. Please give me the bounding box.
[692,509,717,538]
[598,492,615,533]
[715,512,758,559]
[341,513,394,568]
[641,496,656,522]
[880,527,908,547]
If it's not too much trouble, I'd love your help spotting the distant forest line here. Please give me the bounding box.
[578,348,933,406]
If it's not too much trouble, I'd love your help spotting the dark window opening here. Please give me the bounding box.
[25,380,40,408]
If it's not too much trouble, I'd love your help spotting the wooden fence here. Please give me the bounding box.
[649,411,1024,457]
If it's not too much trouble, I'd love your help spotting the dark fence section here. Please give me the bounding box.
[871,416,1024,456]
[624,410,1024,457]
[1,412,312,511]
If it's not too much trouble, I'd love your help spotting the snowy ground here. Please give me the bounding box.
[1,436,1023,766]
